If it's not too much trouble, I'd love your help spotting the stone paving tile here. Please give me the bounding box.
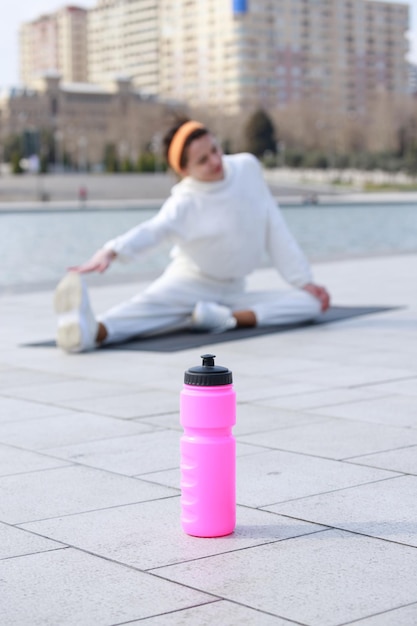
[0,548,213,626]
[234,404,329,437]
[0,522,64,560]
[306,394,417,428]
[5,378,136,404]
[253,385,388,411]
[339,348,417,371]
[129,600,293,625]
[1,255,417,625]
[152,529,417,626]
[63,389,179,419]
[233,376,325,404]
[21,497,324,570]
[0,412,154,450]
[364,377,417,397]
[0,395,68,423]
[349,445,417,474]
[40,354,189,390]
[231,372,323,403]
[237,418,417,460]
[46,430,182,476]
[234,451,398,507]
[231,354,332,377]
[0,443,70,476]
[347,603,417,626]
[0,367,68,390]
[266,475,417,548]
[140,404,328,437]
[141,449,397,508]
[3,351,183,389]
[0,465,177,524]
[282,363,415,388]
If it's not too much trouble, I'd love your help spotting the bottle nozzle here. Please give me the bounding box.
[185,353,232,385]
[201,354,216,367]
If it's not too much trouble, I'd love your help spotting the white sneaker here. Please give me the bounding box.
[191,301,237,333]
[53,272,98,353]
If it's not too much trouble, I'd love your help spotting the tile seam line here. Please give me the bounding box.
[0,464,74,479]
[0,540,218,590]
[240,512,417,551]
[0,375,137,391]
[0,411,74,425]
[0,388,150,409]
[133,465,182,478]
[236,413,417,438]
[34,425,172,452]
[0,425,170,456]
[16,507,327,564]
[0,407,130,425]
[231,440,409,469]
[343,442,417,461]
[0,380,137,399]
[0,395,179,421]
[146,528,331,574]
[49,408,180,420]
[12,528,327,595]
[0,546,69,563]
[256,474,406,508]
[7,543,226,601]
[110,599,223,626]
[337,600,417,626]
[347,374,417,389]
[38,458,184,486]
[0,449,182,484]
[273,394,397,411]
[14,494,180,526]
[113,598,309,626]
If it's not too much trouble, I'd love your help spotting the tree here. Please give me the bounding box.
[11,151,23,174]
[121,157,134,173]
[137,152,156,172]
[3,134,23,163]
[244,109,277,157]
[103,143,119,172]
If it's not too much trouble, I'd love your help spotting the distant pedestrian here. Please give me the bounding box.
[54,119,330,352]
[78,185,88,204]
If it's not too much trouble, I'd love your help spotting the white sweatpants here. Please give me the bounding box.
[98,260,321,345]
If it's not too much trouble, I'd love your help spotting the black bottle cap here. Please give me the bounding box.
[184,354,233,386]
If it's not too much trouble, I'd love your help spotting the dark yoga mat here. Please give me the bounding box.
[24,305,398,353]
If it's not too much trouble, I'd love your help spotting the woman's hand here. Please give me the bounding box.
[68,248,117,274]
[302,282,331,312]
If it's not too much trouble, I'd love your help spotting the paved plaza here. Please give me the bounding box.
[0,171,342,204]
[1,253,417,625]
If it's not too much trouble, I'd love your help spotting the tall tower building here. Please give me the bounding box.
[19,0,409,114]
[158,0,409,114]
[58,6,88,84]
[88,0,159,95]
[20,6,88,88]
[159,0,253,114]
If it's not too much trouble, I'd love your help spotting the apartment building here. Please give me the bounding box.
[20,6,88,88]
[18,0,409,115]
[158,0,409,114]
[0,74,183,167]
[409,63,417,95]
[88,0,159,95]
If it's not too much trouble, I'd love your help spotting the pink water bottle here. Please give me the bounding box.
[180,354,236,538]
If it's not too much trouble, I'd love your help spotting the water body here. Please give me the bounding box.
[2,202,416,292]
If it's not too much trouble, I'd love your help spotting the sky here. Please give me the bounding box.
[0,0,415,89]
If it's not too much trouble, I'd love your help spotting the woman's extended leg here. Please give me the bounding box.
[227,288,322,327]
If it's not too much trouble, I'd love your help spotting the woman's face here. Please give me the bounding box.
[180,133,224,182]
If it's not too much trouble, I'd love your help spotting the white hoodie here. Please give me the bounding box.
[104,153,312,287]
